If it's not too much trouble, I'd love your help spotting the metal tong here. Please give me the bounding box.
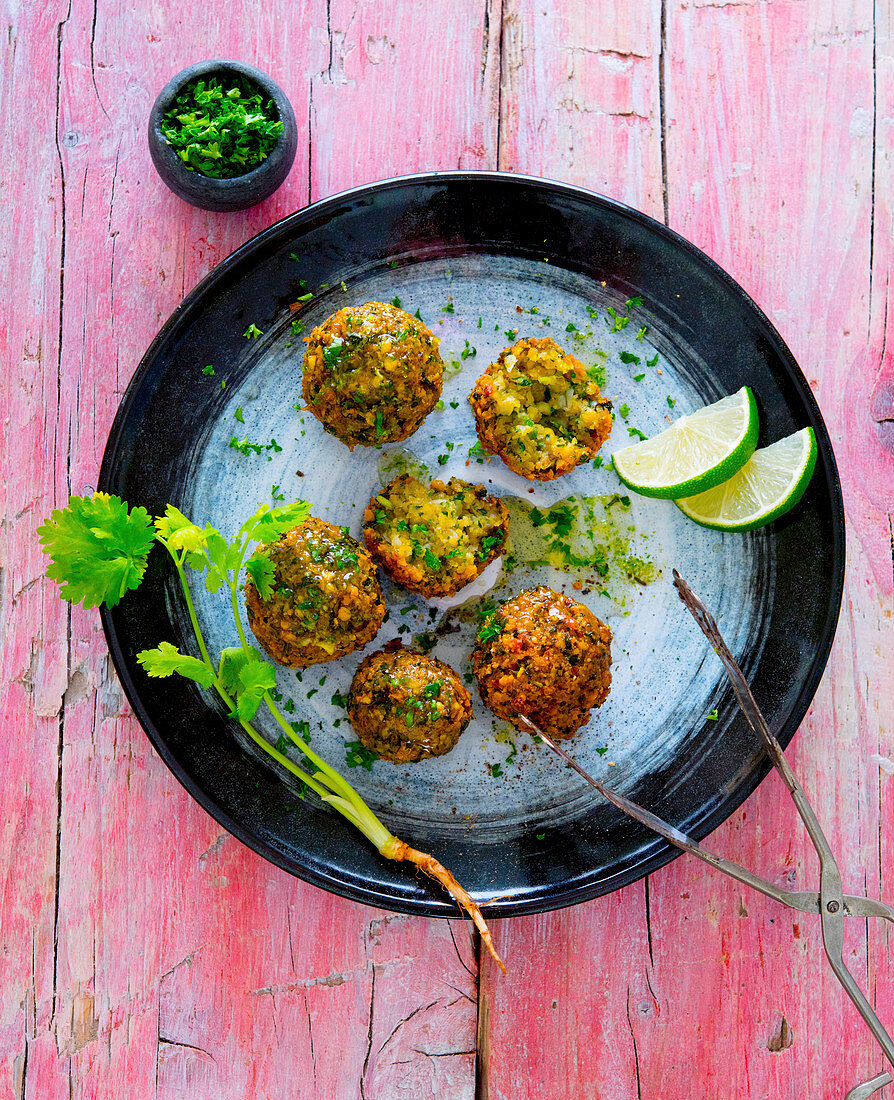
[519,570,894,1099]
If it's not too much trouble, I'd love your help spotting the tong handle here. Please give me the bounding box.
[673,572,894,1078]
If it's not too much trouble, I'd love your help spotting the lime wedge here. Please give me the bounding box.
[675,428,817,530]
[612,386,758,499]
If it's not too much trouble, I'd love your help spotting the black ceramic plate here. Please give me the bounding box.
[99,172,844,917]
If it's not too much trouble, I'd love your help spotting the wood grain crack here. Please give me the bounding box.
[626,985,644,1100]
[359,961,376,1099]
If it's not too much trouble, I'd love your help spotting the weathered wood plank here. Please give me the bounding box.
[498,0,664,216]
[0,3,72,1098]
[309,0,502,198]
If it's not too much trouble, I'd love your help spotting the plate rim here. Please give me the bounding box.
[98,170,846,917]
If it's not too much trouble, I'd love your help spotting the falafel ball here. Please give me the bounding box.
[301,301,444,449]
[468,337,613,480]
[472,585,612,739]
[348,642,473,763]
[245,517,385,668]
[363,475,509,598]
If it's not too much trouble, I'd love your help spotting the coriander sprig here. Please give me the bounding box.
[38,493,503,970]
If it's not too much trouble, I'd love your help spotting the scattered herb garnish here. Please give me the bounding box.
[243,323,263,340]
[229,436,283,457]
[38,493,503,970]
[706,709,719,721]
[201,364,215,376]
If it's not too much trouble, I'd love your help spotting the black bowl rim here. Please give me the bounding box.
[147,58,298,204]
[98,170,846,916]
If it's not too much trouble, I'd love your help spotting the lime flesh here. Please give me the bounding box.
[675,428,817,531]
[612,386,758,499]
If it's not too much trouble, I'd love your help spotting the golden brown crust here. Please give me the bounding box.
[348,643,473,763]
[245,517,385,668]
[301,301,443,449]
[362,475,509,598]
[472,585,612,739]
[468,337,613,480]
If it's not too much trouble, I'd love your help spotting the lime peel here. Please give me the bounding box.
[612,386,758,499]
[675,428,817,531]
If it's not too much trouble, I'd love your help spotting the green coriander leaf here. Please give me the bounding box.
[243,323,263,339]
[154,505,210,554]
[38,493,156,609]
[243,500,311,544]
[619,352,641,365]
[202,364,215,376]
[706,709,719,721]
[137,641,214,688]
[391,296,402,308]
[218,645,276,722]
[245,550,276,600]
[235,406,245,423]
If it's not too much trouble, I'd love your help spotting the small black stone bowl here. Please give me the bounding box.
[148,59,298,212]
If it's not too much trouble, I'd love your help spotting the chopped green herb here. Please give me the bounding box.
[628,427,649,441]
[345,741,377,770]
[706,709,719,721]
[201,364,215,376]
[243,323,263,339]
[442,302,455,313]
[234,406,245,423]
[619,403,630,418]
[633,373,646,382]
[647,353,660,368]
[666,395,677,408]
[619,352,641,365]
[461,340,477,360]
[159,75,284,179]
[488,762,504,778]
[391,296,402,308]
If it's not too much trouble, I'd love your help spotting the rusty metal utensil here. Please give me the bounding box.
[518,570,894,1099]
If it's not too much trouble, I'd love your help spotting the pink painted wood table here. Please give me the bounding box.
[2,1,893,1096]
